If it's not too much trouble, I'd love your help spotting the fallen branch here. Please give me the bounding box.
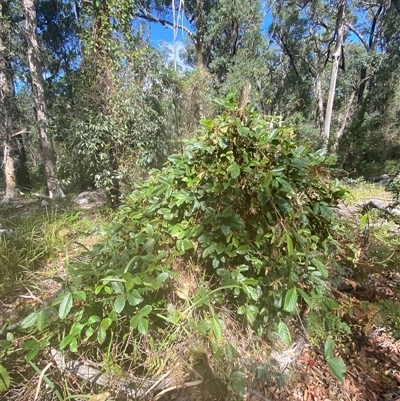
[362,200,400,217]
[50,348,202,399]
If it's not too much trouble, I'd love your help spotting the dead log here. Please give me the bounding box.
[362,199,400,216]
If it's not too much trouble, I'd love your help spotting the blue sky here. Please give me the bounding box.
[147,21,188,67]
[145,4,274,68]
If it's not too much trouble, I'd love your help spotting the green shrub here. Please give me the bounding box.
[23,94,348,358]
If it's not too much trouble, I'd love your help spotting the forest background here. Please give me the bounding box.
[1,0,400,200]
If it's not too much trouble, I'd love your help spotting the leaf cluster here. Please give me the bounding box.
[20,96,348,387]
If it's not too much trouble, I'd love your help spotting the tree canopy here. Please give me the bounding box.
[2,0,400,198]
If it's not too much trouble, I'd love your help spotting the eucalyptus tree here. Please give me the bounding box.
[0,0,18,199]
[46,0,186,201]
[322,0,346,150]
[137,0,269,112]
[136,0,216,68]
[267,0,334,140]
[204,0,269,94]
[21,0,65,197]
[1,0,31,199]
[338,0,400,172]
[266,0,396,153]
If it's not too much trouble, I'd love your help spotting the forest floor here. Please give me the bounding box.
[1,183,400,401]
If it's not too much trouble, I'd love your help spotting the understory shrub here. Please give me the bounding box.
[22,94,348,373]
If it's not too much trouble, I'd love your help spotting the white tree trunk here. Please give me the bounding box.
[22,0,65,198]
[333,89,356,152]
[322,0,346,151]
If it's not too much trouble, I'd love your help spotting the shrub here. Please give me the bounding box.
[23,94,348,363]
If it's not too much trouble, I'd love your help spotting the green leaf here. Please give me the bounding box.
[111,281,124,294]
[156,272,169,285]
[109,310,118,321]
[221,224,231,236]
[297,288,312,307]
[73,290,86,301]
[286,234,293,256]
[127,290,144,306]
[122,272,135,291]
[245,285,260,301]
[327,358,346,382]
[22,339,40,362]
[228,371,247,396]
[60,334,75,350]
[182,238,194,250]
[277,321,292,346]
[21,311,39,330]
[59,292,73,319]
[237,127,250,136]
[224,343,240,362]
[94,285,104,295]
[130,314,140,329]
[114,294,126,313]
[211,317,222,341]
[227,163,241,179]
[214,97,225,106]
[85,327,95,340]
[312,258,328,279]
[69,337,78,353]
[137,317,149,334]
[245,305,259,325]
[70,323,85,336]
[0,364,11,392]
[236,245,250,255]
[100,318,112,330]
[218,137,228,150]
[146,224,154,237]
[360,213,369,230]
[139,305,152,317]
[190,225,204,238]
[97,327,106,344]
[324,338,334,359]
[197,319,211,335]
[283,288,298,313]
[87,315,101,324]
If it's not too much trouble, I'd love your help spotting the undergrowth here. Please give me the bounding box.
[0,208,101,296]
[2,95,355,398]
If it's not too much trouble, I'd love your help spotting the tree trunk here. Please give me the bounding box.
[13,134,31,189]
[332,89,356,152]
[315,72,325,135]
[2,140,17,199]
[322,0,346,151]
[22,0,65,198]
[1,0,17,199]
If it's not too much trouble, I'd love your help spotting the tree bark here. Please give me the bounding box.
[22,0,65,198]
[13,133,31,189]
[322,0,346,151]
[315,72,325,135]
[332,89,355,152]
[1,0,17,199]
